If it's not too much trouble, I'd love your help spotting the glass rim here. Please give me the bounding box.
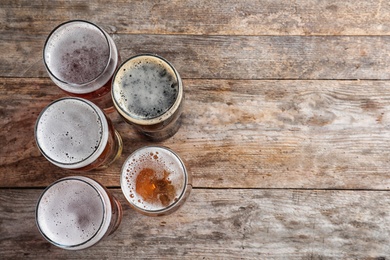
[43,19,112,87]
[34,97,109,169]
[112,53,184,126]
[120,145,189,214]
[35,176,108,249]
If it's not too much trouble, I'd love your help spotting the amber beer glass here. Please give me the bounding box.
[43,20,119,112]
[112,54,184,141]
[36,176,122,250]
[121,146,192,216]
[35,97,122,171]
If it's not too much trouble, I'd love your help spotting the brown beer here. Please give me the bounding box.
[43,20,119,112]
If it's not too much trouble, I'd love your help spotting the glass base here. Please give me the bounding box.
[98,130,123,169]
[141,116,182,142]
[108,196,123,235]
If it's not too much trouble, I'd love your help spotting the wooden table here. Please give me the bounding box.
[1,1,390,258]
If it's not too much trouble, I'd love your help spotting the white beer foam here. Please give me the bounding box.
[45,21,109,83]
[44,21,115,93]
[36,178,105,247]
[35,98,109,169]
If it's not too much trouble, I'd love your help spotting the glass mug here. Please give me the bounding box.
[35,97,122,171]
[112,54,184,141]
[43,20,119,112]
[121,146,192,216]
[36,176,122,250]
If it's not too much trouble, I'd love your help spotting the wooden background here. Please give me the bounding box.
[1,0,390,259]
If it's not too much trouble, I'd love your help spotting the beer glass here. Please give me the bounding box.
[43,20,119,112]
[35,97,122,171]
[112,54,184,141]
[36,176,122,250]
[121,146,192,216]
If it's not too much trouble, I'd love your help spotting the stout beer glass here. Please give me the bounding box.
[112,54,184,141]
[121,146,192,216]
[43,20,119,112]
[36,176,122,250]
[35,97,122,171]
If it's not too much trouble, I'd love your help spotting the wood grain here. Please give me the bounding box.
[2,34,390,80]
[1,0,390,36]
[2,1,390,258]
[2,78,390,190]
[0,188,388,259]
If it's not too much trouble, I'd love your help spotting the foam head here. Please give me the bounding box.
[35,97,109,169]
[121,146,187,213]
[112,54,181,124]
[44,20,110,85]
[36,177,111,249]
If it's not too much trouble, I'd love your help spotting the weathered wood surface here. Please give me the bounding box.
[1,189,389,259]
[3,34,390,80]
[2,78,390,190]
[2,0,390,258]
[1,0,390,36]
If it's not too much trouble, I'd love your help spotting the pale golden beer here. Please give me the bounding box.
[35,97,122,171]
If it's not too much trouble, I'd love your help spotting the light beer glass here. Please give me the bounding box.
[43,20,119,112]
[35,97,122,171]
[36,176,122,250]
[112,54,184,141]
[121,146,192,216]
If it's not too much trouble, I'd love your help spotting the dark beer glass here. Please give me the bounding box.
[36,176,122,250]
[43,20,119,112]
[112,54,184,141]
[35,97,122,171]
[121,146,192,216]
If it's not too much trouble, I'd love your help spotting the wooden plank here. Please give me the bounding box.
[2,78,390,190]
[1,0,390,36]
[0,188,389,259]
[2,34,390,80]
